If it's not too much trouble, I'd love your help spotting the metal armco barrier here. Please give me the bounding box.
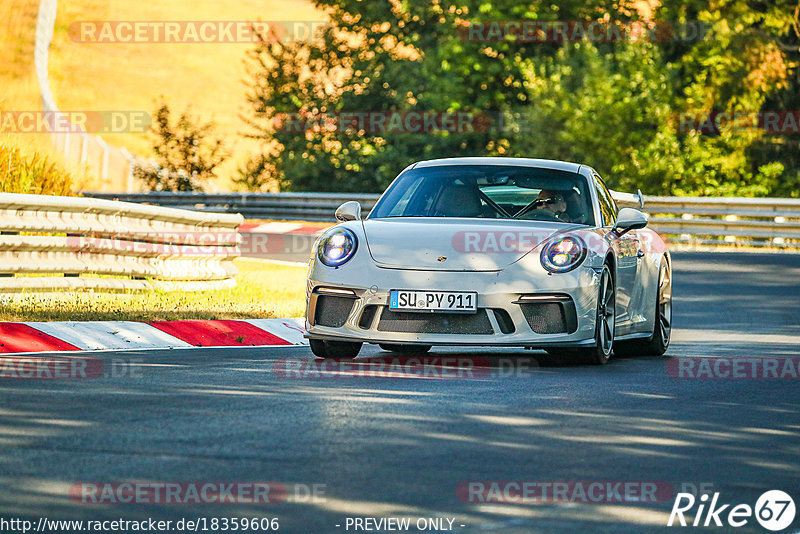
[643,196,800,244]
[85,192,381,221]
[0,193,243,292]
[84,192,800,248]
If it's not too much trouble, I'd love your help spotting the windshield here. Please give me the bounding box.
[368,165,595,225]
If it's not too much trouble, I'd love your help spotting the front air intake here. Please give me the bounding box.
[314,295,356,328]
[491,308,515,334]
[358,305,379,329]
[377,309,494,334]
[518,296,578,334]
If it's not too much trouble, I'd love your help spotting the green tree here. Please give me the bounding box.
[514,40,786,196]
[239,0,635,192]
[513,42,684,193]
[240,0,798,196]
[743,3,800,198]
[654,0,796,195]
[136,103,228,192]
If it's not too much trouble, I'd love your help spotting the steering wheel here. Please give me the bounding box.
[522,209,562,222]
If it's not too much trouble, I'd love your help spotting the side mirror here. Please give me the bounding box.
[612,207,648,236]
[335,201,361,222]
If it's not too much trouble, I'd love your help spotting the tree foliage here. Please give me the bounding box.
[515,40,786,196]
[240,0,799,196]
[137,103,228,192]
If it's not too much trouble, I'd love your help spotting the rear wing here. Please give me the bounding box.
[610,189,644,209]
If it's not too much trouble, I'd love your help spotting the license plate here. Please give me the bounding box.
[389,290,477,313]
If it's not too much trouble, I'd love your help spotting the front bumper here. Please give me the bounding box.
[305,266,601,348]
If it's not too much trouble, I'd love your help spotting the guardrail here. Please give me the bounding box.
[84,191,800,248]
[84,192,382,221]
[0,193,243,292]
[643,196,800,246]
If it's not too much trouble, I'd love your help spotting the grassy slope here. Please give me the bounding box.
[0,0,87,187]
[47,0,321,191]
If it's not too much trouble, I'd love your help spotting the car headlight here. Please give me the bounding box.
[540,235,587,273]
[317,228,358,267]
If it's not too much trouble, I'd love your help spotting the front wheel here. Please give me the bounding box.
[309,339,362,359]
[575,264,615,365]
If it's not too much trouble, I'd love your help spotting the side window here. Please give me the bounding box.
[592,173,617,226]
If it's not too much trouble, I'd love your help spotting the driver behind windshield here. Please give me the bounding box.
[532,189,570,222]
[366,165,596,225]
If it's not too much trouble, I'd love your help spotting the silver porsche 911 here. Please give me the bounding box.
[304,157,672,365]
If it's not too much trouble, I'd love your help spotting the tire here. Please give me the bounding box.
[545,348,579,358]
[574,264,615,365]
[544,348,580,365]
[614,256,672,357]
[309,339,328,358]
[309,339,362,359]
[379,344,432,354]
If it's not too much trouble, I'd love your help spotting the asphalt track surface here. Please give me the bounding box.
[1,252,799,533]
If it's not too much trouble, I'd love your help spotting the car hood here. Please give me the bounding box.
[362,218,581,271]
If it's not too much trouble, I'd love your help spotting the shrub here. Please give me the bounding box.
[0,142,74,195]
[135,102,228,192]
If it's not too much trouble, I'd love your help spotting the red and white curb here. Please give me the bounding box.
[0,318,307,354]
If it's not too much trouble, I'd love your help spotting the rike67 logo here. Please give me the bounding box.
[668,490,795,531]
